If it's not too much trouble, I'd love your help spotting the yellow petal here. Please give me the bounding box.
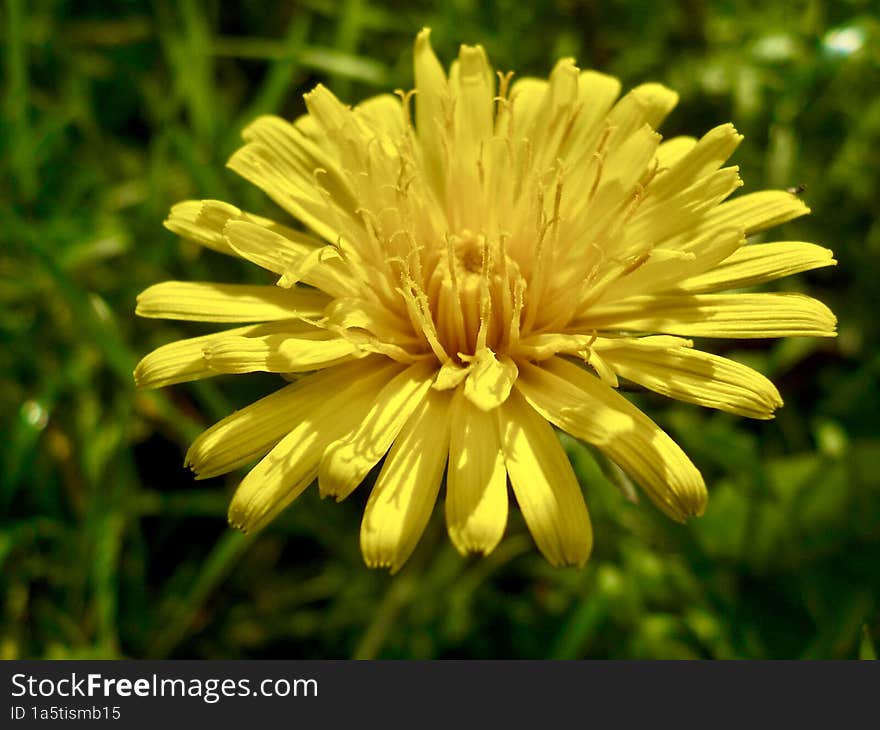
[222,219,316,274]
[513,332,596,361]
[703,190,809,235]
[585,348,619,387]
[413,28,449,192]
[304,84,399,180]
[360,389,451,573]
[187,357,397,479]
[302,84,354,132]
[324,297,417,343]
[517,357,707,522]
[204,333,359,374]
[164,200,238,255]
[243,112,357,212]
[606,82,678,142]
[655,136,697,168]
[499,389,592,567]
[135,281,329,322]
[623,166,743,251]
[134,322,304,388]
[463,349,518,411]
[592,334,694,351]
[582,292,838,338]
[649,123,743,198]
[319,358,436,500]
[446,389,508,556]
[223,220,351,297]
[600,122,662,194]
[563,70,621,161]
[453,43,494,153]
[507,77,548,141]
[227,137,360,246]
[675,241,837,293]
[523,58,579,169]
[354,93,405,136]
[601,344,783,419]
[599,227,745,302]
[432,360,469,390]
[227,359,401,533]
[164,199,315,256]
[514,333,692,362]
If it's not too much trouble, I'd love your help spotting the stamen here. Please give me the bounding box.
[395,88,417,131]
[522,173,560,335]
[587,126,612,202]
[357,206,399,282]
[475,233,493,352]
[619,251,651,276]
[508,276,525,347]
[443,232,467,354]
[496,70,515,102]
[312,167,356,244]
[557,100,583,152]
[398,277,450,364]
[495,233,514,349]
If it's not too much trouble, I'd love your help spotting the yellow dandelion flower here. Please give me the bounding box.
[135,29,837,572]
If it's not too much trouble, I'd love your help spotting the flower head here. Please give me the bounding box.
[136,30,836,571]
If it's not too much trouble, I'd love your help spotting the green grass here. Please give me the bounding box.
[1,0,878,659]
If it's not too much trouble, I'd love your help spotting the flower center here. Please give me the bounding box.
[454,231,484,275]
[419,229,523,361]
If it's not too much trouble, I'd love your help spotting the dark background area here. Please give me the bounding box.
[1,0,878,659]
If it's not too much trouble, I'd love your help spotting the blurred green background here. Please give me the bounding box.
[2,0,879,660]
